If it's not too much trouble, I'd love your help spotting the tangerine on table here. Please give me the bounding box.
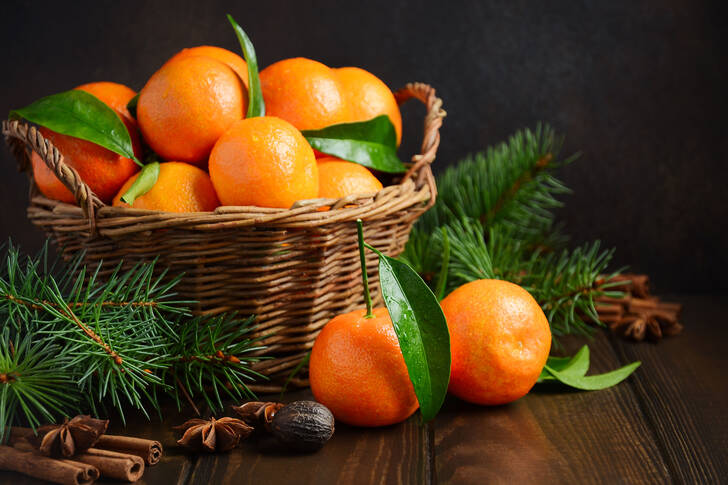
[137,55,246,165]
[31,82,141,204]
[317,156,383,199]
[334,67,402,146]
[208,116,318,208]
[440,279,552,405]
[309,307,419,427]
[112,161,219,213]
[260,57,350,131]
[165,45,250,90]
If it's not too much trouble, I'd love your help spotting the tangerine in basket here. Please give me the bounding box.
[165,46,249,90]
[260,57,350,131]
[31,82,141,204]
[309,307,419,427]
[208,116,318,208]
[317,156,383,199]
[335,67,402,145]
[440,279,551,405]
[112,161,219,212]
[137,55,246,165]
[75,81,138,124]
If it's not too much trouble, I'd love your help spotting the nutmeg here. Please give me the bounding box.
[270,400,335,452]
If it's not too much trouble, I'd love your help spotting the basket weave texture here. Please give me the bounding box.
[3,82,445,391]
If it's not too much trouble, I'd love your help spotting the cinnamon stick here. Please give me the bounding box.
[594,303,623,316]
[95,434,163,465]
[0,445,98,485]
[74,448,145,482]
[595,294,632,306]
[608,273,650,298]
[629,297,659,313]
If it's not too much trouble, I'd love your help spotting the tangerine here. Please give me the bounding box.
[335,67,402,145]
[309,307,419,427]
[440,279,552,405]
[137,55,245,165]
[112,161,219,213]
[317,156,383,199]
[208,116,318,208]
[260,57,350,131]
[31,82,141,204]
[75,81,138,123]
[165,45,249,89]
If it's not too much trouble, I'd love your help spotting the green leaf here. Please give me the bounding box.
[543,361,641,390]
[126,93,139,119]
[121,162,160,205]
[227,14,265,118]
[10,90,141,166]
[302,116,407,173]
[368,244,450,422]
[537,345,590,382]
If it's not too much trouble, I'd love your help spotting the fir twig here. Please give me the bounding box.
[401,124,621,340]
[0,241,266,439]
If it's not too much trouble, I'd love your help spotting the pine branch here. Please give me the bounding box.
[402,124,575,281]
[165,314,266,414]
[0,328,78,442]
[441,219,620,338]
[0,242,266,438]
[402,124,622,341]
[415,123,576,244]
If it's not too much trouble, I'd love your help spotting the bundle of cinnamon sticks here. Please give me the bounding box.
[596,273,683,342]
[1,426,162,485]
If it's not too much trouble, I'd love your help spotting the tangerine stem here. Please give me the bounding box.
[357,219,374,318]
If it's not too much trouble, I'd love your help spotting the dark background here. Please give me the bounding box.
[0,0,725,292]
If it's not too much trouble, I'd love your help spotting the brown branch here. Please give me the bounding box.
[481,153,553,225]
[0,373,16,383]
[178,351,240,364]
[2,293,157,310]
[174,372,200,417]
[4,293,124,367]
[541,278,607,313]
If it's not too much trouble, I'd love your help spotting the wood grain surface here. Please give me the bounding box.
[1,293,725,485]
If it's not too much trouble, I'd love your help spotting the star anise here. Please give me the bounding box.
[174,417,253,452]
[232,401,284,432]
[30,415,109,458]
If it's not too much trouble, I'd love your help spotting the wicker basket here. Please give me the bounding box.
[2,82,444,391]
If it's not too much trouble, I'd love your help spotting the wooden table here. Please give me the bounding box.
[2,294,726,484]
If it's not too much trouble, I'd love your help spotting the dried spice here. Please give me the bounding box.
[270,401,335,452]
[596,275,683,342]
[29,415,109,458]
[232,401,283,431]
[175,417,252,453]
[234,400,335,452]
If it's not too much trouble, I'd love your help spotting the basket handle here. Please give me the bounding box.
[394,82,446,201]
[2,119,103,229]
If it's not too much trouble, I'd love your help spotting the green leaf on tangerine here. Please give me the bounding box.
[227,14,265,118]
[10,90,141,166]
[302,116,407,173]
[368,243,451,422]
[121,162,160,205]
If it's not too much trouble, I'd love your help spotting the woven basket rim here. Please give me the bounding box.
[3,82,445,233]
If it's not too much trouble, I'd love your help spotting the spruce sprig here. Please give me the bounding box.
[0,328,76,442]
[0,242,264,440]
[401,124,620,339]
[165,314,265,414]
